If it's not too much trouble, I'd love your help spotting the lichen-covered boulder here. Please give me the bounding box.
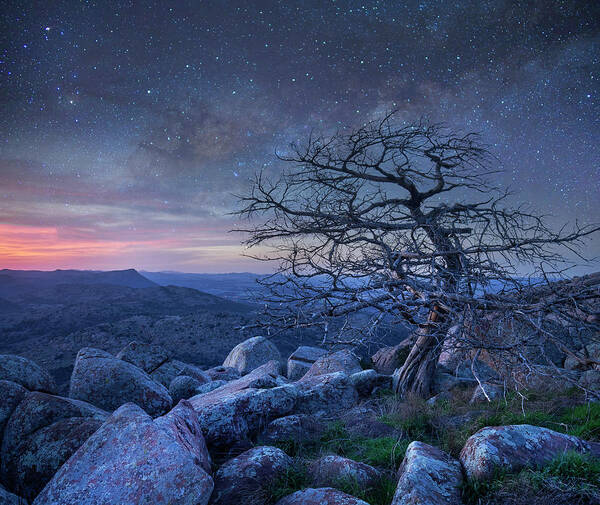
[205,365,240,382]
[1,391,108,502]
[69,347,172,415]
[32,402,214,505]
[287,346,328,380]
[0,355,56,393]
[0,380,27,446]
[510,366,581,394]
[470,383,503,404]
[210,446,293,505]
[565,343,600,371]
[150,359,210,388]
[302,350,362,379]
[0,485,25,505]
[580,369,600,394]
[196,360,287,400]
[169,375,204,403]
[223,336,282,375]
[349,369,391,396]
[275,488,369,505]
[116,341,171,373]
[392,441,462,505]
[460,424,594,480]
[259,414,324,446]
[295,372,358,415]
[371,339,413,375]
[195,380,227,396]
[309,455,381,489]
[189,384,298,450]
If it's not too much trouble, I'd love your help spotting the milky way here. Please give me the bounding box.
[0,1,598,272]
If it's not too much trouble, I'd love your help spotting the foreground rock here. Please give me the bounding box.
[275,488,370,505]
[210,446,293,505]
[349,369,391,396]
[0,355,57,393]
[223,336,282,375]
[287,346,328,380]
[470,383,503,403]
[295,372,358,415]
[205,365,240,382]
[371,339,413,375]
[151,359,210,388]
[393,441,462,505]
[259,414,324,446]
[309,455,381,489]
[0,380,27,446]
[69,347,172,415]
[460,424,595,480]
[1,392,108,501]
[169,375,204,403]
[116,341,170,373]
[33,402,213,505]
[189,382,298,450]
[302,350,362,379]
[0,484,26,505]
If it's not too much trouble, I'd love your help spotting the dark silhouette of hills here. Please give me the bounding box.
[0,268,157,299]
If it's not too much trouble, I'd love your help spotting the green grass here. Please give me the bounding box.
[264,464,311,504]
[335,475,398,505]
[319,421,408,469]
[461,451,600,505]
[377,387,600,459]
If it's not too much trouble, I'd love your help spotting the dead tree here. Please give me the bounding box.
[235,112,599,397]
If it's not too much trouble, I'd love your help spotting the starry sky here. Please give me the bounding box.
[1,0,598,273]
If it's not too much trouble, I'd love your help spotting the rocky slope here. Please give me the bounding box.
[0,335,597,505]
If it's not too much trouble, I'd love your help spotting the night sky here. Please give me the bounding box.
[1,1,598,272]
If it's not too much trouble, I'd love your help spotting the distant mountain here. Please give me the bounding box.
[141,271,267,303]
[0,268,157,299]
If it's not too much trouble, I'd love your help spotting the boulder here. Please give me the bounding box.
[210,446,293,505]
[169,375,204,403]
[0,355,56,393]
[460,424,594,480]
[223,336,282,375]
[275,488,370,505]
[116,341,170,373]
[431,370,477,394]
[302,350,362,379]
[454,359,499,383]
[0,381,27,446]
[0,485,24,505]
[392,441,462,505]
[470,383,503,403]
[32,402,214,505]
[151,359,210,388]
[309,455,381,489]
[372,338,413,375]
[205,365,240,382]
[69,347,172,415]
[287,346,328,380]
[1,391,108,501]
[259,414,324,446]
[340,405,400,439]
[580,369,600,394]
[349,369,391,396]
[189,384,298,450]
[565,343,600,371]
[295,372,358,415]
[510,366,581,393]
[195,380,228,396]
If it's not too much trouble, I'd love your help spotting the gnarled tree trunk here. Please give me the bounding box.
[394,304,449,396]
